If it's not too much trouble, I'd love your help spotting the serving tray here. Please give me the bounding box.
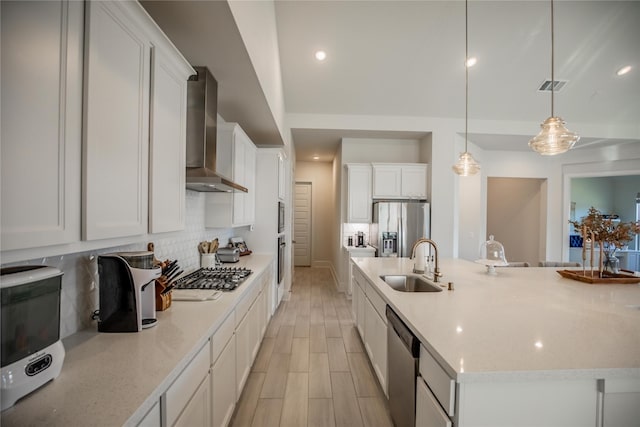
[557,269,640,284]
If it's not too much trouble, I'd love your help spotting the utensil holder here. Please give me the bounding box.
[155,281,172,311]
[201,253,217,268]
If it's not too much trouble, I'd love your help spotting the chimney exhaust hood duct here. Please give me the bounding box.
[185,66,247,193]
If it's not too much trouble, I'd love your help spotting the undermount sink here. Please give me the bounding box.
[379,274,443,292]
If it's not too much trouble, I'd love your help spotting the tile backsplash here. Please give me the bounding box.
[1,191,236,338]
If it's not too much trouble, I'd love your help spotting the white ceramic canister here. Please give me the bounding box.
[201,253,217,268]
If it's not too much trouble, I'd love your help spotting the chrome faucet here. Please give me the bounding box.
[410,238,443,282]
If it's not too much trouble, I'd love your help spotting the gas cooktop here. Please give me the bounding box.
[173,267,252,291]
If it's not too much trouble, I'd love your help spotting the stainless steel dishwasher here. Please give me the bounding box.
[386,305,420,427]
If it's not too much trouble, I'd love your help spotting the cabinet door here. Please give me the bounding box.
[401,165,427,198]
[364,297,387,394]
[1,0,83,250]
[235,308,252,397]
[137,401,160,427]
[231,130,246,224]
[83,1,150,240]
[244,142,257,225]
[602,378,640,427]
[416,377,452,427]
[372,165,402,198]
[356,282,366,339]
[148,45,188,233]
[351,270,359,322]
[211,337,236,427]
[347,164,372,223]
[174,373,211,427]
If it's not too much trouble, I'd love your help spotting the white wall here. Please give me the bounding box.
[477,143,640,263]
[227,0,288,146]
[572,175,640,223]
[486,177,545,266]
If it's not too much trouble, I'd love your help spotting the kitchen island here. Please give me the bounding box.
[352,256,640,426]
[1,254,275,427]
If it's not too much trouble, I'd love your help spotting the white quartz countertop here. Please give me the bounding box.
[1,254,274,427]
[352,257,640,382]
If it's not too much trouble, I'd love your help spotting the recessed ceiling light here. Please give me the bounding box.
[465,57,477,67]
[315,50,327,61]
[312,155,320,160]
[616,65,632,76]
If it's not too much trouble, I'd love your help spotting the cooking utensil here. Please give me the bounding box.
[160,283,175,295]
[163,262,179,278]
[166,269,183,283]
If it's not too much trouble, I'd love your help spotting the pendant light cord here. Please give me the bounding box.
[550,0,555,117]
[464,0,469,153]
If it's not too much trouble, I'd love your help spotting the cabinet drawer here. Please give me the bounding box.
[365,282,387,321]
[419,344,455,417]
[211,310,235,364]
[165,341,211,426]
[235,280,259,327]
[416,376,452,427]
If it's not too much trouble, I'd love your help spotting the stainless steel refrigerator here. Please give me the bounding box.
[371,201,430,257]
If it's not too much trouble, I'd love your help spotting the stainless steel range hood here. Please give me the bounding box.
[185,66,247,193]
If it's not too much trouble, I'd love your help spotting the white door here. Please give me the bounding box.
[294,182,312,266]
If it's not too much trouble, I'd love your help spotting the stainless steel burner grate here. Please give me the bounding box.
[174,267,252,291]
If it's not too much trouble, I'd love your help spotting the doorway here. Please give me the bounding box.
[294,182,312,266]
[487,177,547,266]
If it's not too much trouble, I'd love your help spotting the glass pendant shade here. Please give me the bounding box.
[528,116,579,155]
[452,0,480,176]
[452,151,481,176]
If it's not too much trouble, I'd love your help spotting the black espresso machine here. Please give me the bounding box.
[97,252,161,332]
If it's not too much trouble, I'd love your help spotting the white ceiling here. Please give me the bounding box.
[142,1,640,162]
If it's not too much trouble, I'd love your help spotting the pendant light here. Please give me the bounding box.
[528,0,579,155]
[452,0,480,176]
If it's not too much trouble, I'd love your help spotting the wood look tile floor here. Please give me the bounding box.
[230,267,393,427]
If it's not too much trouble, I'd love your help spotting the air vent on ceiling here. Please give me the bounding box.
[537,79,568,92]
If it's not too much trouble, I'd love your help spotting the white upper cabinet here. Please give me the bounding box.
[1,0,84,251]
[372,163,428,199]
[84,1,192,240]
[205,122,256,228]
[148,25,194,233]
[346,164,372,223]
[83,1,151,240]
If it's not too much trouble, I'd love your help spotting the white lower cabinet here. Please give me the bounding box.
[416,376,452,427]
[457,379,598,426]
[600,378,640,427]
[235,301,253,398]
[351,267,387,396]
[173,373,211,427]
[211,337,236,427]
[352,275,366,339]
[364,297,387,395]
[235,269,269,398]
[137,401,161,427]
[165,342,211,427]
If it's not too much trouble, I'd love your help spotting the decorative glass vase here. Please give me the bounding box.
[604,251,620,274]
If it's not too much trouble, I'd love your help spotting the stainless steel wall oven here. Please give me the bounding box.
[278,201,285,233]
[277,235,285,284]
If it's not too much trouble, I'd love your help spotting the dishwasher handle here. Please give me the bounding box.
[386,305,420,357]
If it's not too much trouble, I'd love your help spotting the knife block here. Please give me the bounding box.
[155,281,172,311]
